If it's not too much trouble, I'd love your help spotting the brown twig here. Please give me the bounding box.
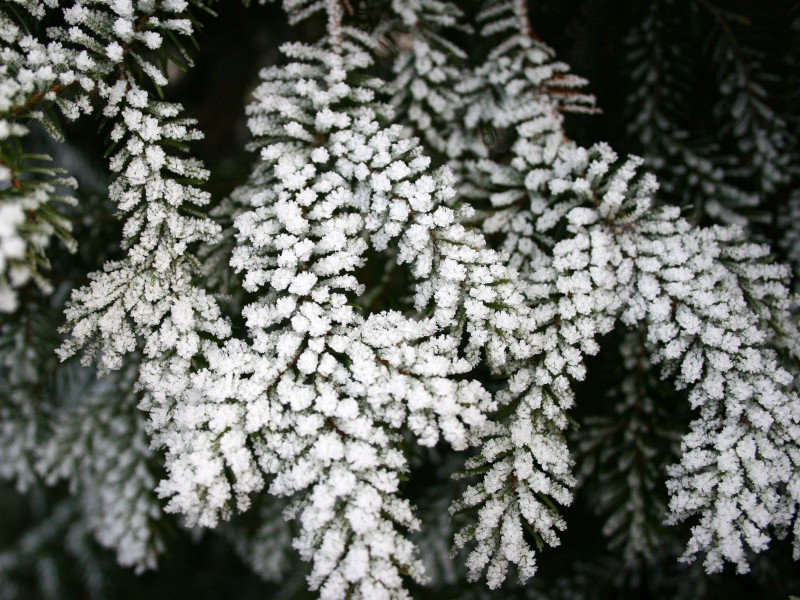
[5,83,64,117]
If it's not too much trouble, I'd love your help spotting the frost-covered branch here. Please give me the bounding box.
[444,0,800,584]
[38,362,164,572]
[1,1,796,596]
[622,0,758,227]
[135,11,539,592]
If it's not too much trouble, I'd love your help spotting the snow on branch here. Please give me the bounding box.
[462,67,798,589]
[1,0,796,596]
[436,1,800,585]
[133,21,541,594]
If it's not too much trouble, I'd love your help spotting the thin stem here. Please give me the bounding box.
[327,0,344,52]
[9,83,64,117]
[514,0,533,40]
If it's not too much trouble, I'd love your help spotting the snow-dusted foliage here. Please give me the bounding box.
[0,3,79,311]
[138,23,540,594]
[0,0,212,313]
[576,328,681,566]
[389,0,470,160]
[38,362,163,572]
[444,0,800,587]
[1,0,798,598]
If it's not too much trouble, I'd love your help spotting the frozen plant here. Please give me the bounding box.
[0,1,798,599]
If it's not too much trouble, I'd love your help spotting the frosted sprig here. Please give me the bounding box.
[576,328,681,566]
[0,7,80,311]
[57,88,229,371]
[474,112,800,575]
[277,0,329,25]
[1,0,221,358]
[139,32,536,598]
[1,0,208,312]
[451,6,800,577]
[54,0,230,372]
[389,0,470,160]
[1,0,796,595]
[625,215,800,573]
[457,0,594,139]
[450,120,629,588]
[37,362,163,573]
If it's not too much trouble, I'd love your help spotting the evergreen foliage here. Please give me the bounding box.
[1,1,799,598]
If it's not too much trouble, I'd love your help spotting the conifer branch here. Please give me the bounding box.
[0,2,797,597]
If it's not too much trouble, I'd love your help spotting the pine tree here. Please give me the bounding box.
[1,1,799,599]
